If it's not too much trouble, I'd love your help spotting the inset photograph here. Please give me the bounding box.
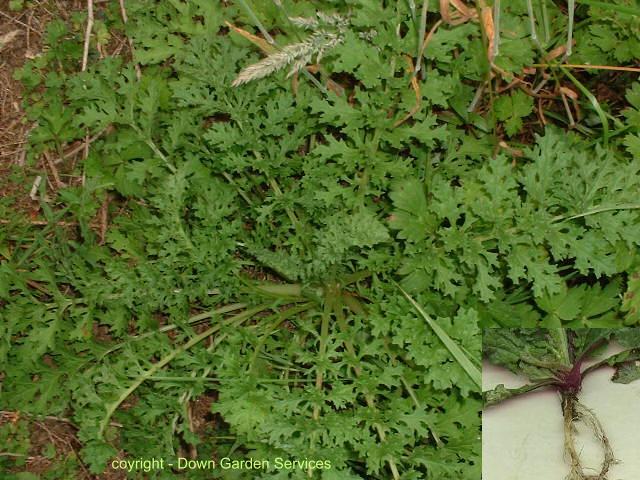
[483,328,640,480]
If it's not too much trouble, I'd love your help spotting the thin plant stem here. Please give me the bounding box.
[317,294,397,473]
[566,0,575,57]
[98,304,271,437]
[147,376,318,383]
[406,0,417,26]
[540,0,550,43]
[170,331,228,455]
[129,123,176,173]
[560,68,609,145]
[221,171,254,206]
[533,63,640,73]
[313,297,332,421]
[526,0,541,48]
[266,174,301,230]
[483,379,557,407]
[235,0,328,95]
[98,303,248,359]
[236,0,275,44]
[81,0,94,71]
[401,376,442,446]
[552,203,640,223]
[492,0,501,59]
[414,0,429,76]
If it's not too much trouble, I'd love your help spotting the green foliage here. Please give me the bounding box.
[573,0,640,66]
[494,90,534,136]
[390,129,640,314]
[9,0,26,11]
[0,420,31,470]
[1,0,640,478]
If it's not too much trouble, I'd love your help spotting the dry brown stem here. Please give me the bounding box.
[81,0,94,71]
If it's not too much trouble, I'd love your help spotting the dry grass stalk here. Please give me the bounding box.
[81,0,94,71]
[232,12,348,87]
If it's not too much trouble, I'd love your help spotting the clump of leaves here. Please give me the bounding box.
[572,0,640,66]
[3,0,640,477]
[484,328,640,480]
[2,1,485,478]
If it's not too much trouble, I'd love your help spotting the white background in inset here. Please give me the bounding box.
[482,343,640,480]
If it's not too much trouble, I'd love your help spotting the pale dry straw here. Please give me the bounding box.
[232,12,348,87]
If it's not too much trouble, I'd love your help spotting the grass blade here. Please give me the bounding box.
[396,283,482,389]
[566,0,574,57]
[98,304,270,437]
[561,68,609,146]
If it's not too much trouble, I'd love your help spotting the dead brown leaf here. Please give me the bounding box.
[0,29,20,51]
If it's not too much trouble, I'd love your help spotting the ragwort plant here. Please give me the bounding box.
[1,0,639,478]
